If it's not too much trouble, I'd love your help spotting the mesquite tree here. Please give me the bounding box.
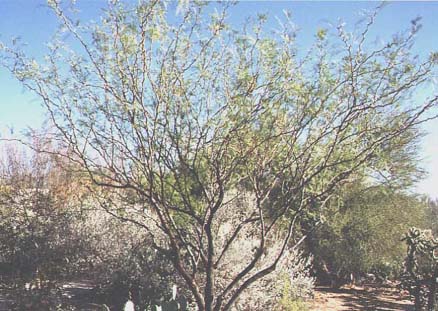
[1,1,438,310]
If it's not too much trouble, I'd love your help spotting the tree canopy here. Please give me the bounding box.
[1,1,437,310]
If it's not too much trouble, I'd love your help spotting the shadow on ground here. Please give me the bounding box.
[312,284,414,311]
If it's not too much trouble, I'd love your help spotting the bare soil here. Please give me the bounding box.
[310,284,414,311]
[1,281,415,311]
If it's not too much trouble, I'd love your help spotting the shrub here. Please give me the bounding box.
[213,199,315,310]
[0,145,93,286]
[277,298,309,311]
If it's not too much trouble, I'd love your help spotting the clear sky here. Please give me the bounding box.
[0,0,437,198]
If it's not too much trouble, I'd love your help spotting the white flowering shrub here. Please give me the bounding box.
[213,193,315,310]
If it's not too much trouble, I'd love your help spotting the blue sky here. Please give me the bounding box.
[0,0,437,198]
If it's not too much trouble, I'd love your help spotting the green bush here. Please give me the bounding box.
[307,185,427,285]
[278,298,309,311]
[278,274,311,311]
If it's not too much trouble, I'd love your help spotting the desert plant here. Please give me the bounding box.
[401,227,438,311]
[0,143,93,286]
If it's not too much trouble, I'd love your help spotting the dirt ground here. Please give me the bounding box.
[1,282,415,311]
[310,284,414,311]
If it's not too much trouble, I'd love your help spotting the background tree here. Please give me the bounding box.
[305,127,430,285]
[424,198,438,235]
[1,1,437,310]
[307,184,428,286]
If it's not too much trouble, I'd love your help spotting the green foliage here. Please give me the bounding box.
[308,184,428,284]
[424,199,438,235]
[277,274,311,311]
[316,28,327,41]
[278,297,309,311]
